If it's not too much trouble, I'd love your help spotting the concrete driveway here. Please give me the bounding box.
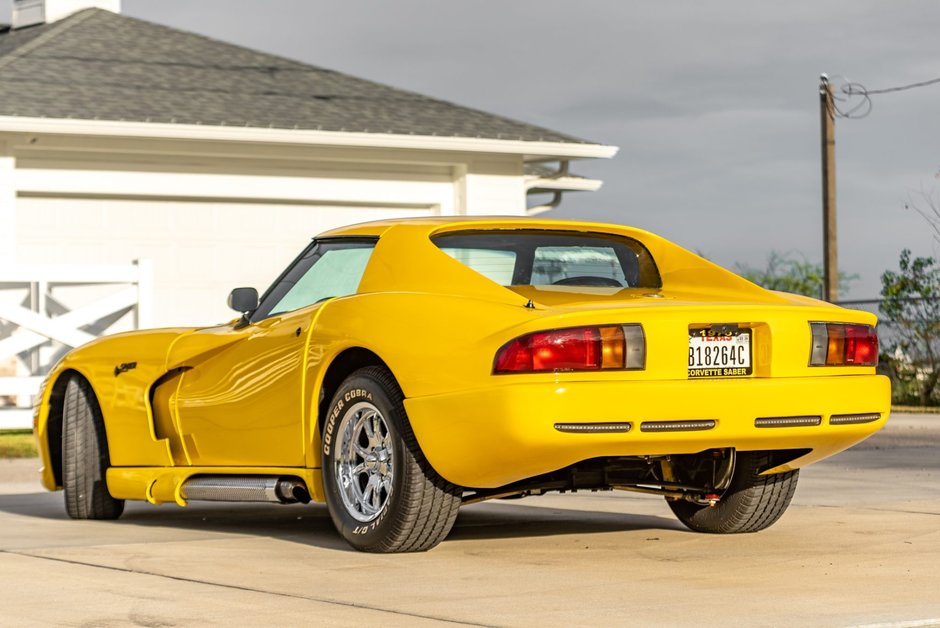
[1,414,938,627]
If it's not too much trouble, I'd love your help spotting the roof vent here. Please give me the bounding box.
[12,0,120,29]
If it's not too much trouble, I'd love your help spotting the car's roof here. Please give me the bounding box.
[332,215,812,311]
[317,215,647,239]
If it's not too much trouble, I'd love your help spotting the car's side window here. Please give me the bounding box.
[439,247,517,285]
[252,239,376,320]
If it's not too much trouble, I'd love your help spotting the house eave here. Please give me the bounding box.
[525,176,603,193]
[0,116,619,161]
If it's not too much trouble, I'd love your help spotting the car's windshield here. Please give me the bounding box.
[432,230,661,288]
[251,238,376,320]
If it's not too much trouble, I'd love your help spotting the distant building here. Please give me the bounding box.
[0,0,615,423]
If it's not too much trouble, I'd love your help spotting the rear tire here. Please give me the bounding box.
[322,366,461,552]
[62,376,124,520]
[668,451,798,533]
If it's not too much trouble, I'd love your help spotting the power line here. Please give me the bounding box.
[839,297,940,306]
[860,76,940,95]
[830,74,940,119]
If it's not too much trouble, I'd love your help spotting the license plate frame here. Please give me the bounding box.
[688,324,752,378]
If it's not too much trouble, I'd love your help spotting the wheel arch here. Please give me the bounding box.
[316,347,395,437]
[43,368,85,487]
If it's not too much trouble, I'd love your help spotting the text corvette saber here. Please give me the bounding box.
[34,217,890,552]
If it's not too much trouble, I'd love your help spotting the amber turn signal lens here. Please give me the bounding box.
[599,325,625,368]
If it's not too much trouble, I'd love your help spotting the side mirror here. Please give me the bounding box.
[227,287,259,313]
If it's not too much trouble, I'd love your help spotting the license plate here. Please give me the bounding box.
[688,325,752,378]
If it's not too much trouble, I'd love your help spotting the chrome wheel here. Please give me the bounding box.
[334,401,394,522]
[322,367,462,552]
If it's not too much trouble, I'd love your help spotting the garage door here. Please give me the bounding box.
[15,197,436,327]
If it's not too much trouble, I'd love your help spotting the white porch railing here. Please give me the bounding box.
[0,260,152,430]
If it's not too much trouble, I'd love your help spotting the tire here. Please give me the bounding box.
[667,451,798,534]
[62,376,124,520]
[321,366,461,552]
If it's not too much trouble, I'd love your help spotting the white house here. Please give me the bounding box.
[0,0,616,425]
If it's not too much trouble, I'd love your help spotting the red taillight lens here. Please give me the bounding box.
[494,325,645,374]
[810,323,878,367]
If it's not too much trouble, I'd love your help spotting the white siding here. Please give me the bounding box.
[6,143,533,328]
[0,155,15,263]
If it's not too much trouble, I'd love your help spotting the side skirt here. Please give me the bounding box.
[106,466,325,506]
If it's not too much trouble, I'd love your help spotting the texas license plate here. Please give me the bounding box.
[688,325,752,378]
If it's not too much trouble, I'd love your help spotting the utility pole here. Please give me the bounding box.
[819,74,838,302]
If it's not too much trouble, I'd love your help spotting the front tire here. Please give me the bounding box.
[322,367,461,552]
[62,376,124,520]
[668,451,798,534]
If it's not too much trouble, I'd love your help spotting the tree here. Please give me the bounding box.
[903,186,940,243]
[880,249,940,406]
[735,251,856,299]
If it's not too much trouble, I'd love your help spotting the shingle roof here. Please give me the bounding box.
[0,9,594,145]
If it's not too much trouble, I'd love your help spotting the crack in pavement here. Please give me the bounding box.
[811,505,940,517]
[1,549,493,627]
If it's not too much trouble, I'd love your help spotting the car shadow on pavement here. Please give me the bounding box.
[1,490,349,547]
[450,500,681,541]
[0,489,681,551]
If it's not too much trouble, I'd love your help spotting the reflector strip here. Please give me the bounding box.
[640,420,715,432]
[810,323,829,365]
[754,416,822,428]
[554,422,632,433]
[829,413,881,425]
[623,324,646,370]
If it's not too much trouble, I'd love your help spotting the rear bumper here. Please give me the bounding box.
[404,374,891,488]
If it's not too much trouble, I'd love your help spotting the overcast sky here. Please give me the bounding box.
[5,1,940,299]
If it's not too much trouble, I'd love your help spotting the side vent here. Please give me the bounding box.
[829,413,881,425]
[755,416,822,428]
[181,476,310,504]
[639,420,715,433]
[554,422,632,433]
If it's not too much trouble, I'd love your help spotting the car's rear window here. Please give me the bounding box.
[433,230,661,288]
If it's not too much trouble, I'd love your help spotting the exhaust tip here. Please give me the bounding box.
[276,478,311,504]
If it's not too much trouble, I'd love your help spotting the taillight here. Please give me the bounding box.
[809,323,878,367]
[494,324,645,374]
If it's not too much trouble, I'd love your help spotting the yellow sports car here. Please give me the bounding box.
[33,217,890,552]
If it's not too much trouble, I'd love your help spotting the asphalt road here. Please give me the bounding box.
[1,415,938,627]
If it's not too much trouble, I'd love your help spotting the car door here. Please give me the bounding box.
[172,238,377,467]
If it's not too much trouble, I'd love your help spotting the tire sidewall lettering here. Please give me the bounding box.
[322,398,344,456]
[323,390,377,456]
[323,377,399,546]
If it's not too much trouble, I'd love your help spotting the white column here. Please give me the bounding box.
[134,258,154,329]
[458,158,527,216]
[0,151,15,264]
[451,164,468,215]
